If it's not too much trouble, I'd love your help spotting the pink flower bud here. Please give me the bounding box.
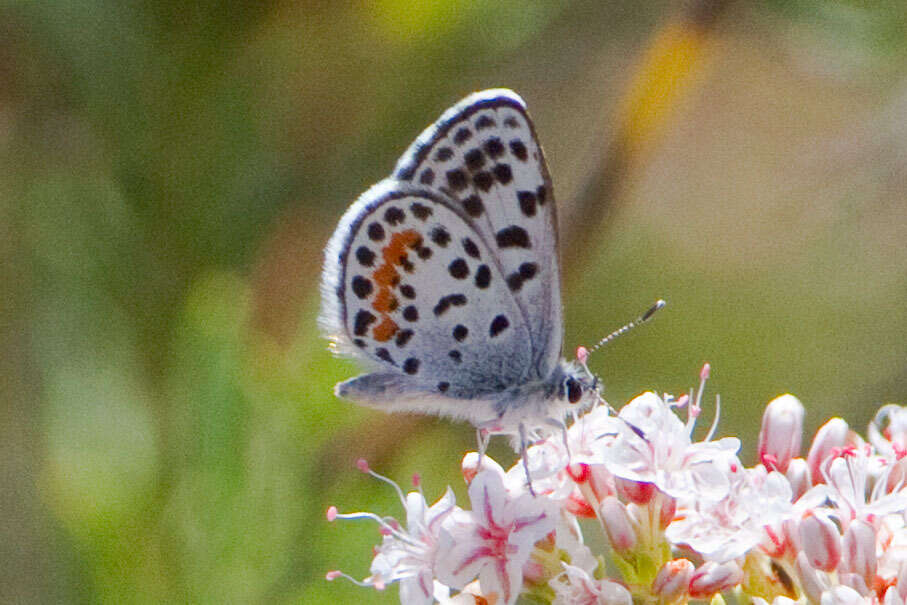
[600,496,636,552]
[615,477,656,504]
[588,465,616,502]
[325,570,342,581]
[566,488,597,518]
[576,346,589,364]
[356,458,370,473]
[799,511,842,572]
[652,559,694,602]
[659,495,677,530]
[688,561,743,598]
[807,418,850,484]
[700,363,711,381]
[841,519,877,588]
[783,517,802,553]
[326,506,338,522]
[786,458,812,500]
[886,458,907,494]
[795,552,826,604]
[758,394,804,473]
[461,452,481,483]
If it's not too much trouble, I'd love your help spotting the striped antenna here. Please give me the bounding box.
[588,299,666,354]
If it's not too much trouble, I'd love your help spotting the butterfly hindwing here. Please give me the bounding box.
[321,181,534,398]
[392,89,563,379]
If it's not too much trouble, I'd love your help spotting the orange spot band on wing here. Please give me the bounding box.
[381,230,421,265]
[372,289,397,313]
[372,317,398,342]
[367,229,420,345]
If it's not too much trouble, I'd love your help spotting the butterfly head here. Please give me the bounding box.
[555,358,600,411]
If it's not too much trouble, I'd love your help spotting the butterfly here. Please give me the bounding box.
[320,89,599,466]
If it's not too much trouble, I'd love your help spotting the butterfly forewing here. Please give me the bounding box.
[323,181,534,397]
[393,89,563,379]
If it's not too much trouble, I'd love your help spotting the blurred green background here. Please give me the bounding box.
[2,1,906,603]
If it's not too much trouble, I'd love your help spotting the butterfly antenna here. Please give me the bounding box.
[588,299,666,354]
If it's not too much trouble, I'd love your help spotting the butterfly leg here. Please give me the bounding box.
[476,427,491,470]
[518,422,536,497]
[543,416,570,461]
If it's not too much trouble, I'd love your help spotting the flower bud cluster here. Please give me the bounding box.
[326,370,907,604]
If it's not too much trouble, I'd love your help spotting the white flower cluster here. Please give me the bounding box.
[327,367,907,605]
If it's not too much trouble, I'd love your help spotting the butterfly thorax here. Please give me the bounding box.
[485,359,597,433]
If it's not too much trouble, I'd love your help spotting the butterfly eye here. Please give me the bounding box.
[565,377,583,404]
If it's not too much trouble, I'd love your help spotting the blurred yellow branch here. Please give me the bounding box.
[563,1,731,271]
[617,21,710,155]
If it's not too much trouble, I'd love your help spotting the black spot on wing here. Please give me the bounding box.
[351,276,373,299]
[489,315,510,337]
[399,284,416,299]
[376,348,395,365]
[452,324,468,341]
[403,305,419,322]
[493,163,512,184]
[496,226,531,249]
[430,226,450,247]
[448,258,469,279]
[448,350,462,363]
[438,381,450,393]
[367,222,385,242]
[419,168,435,185]
[354,310,376,336]
[410,202,432,220]
[484,138,504,158]
[462,195,484,217]
[519,262,538,280]
[453,127,472,145]
[475,115,495,130]
[464,148,485,171]
[403,357,420,375]
[509,140,528,161]
[395,329,414,347]
[384,207,405,225]
[462,237,480,259]
[435,147,454,161]
[517,191,536,217]
[473,171,493,192]
[356,246,376,267]
[474,265,491,289]
[446,168,468,191]
[433,294,467,317]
